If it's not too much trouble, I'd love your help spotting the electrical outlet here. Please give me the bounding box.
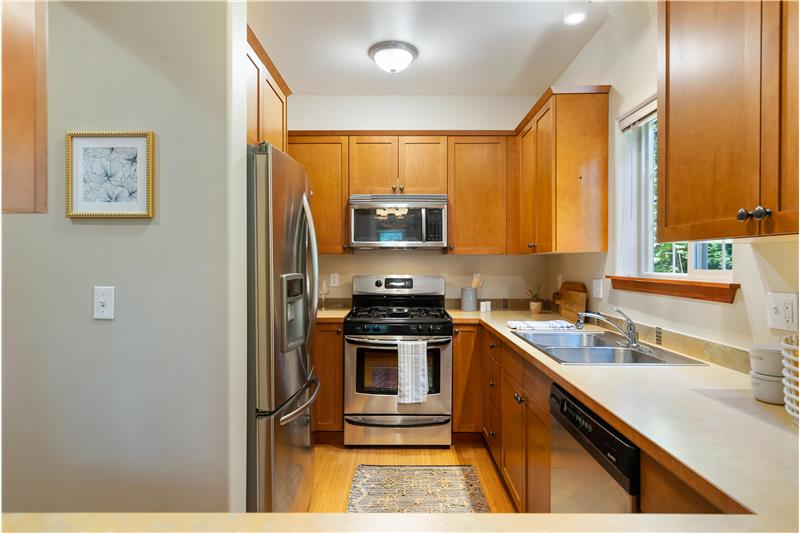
[556,274,563,289]
[592,279,604,299]
[767,292,798,330]
[330,273,339,287]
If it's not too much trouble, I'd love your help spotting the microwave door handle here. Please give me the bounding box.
[302,193,319,349]
[421,207,426,243]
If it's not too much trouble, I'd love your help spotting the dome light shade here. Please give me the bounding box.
[368,41,418,74]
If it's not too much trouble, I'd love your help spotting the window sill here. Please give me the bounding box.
[606,276,740,304]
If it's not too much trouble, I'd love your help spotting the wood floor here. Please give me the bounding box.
[309,440,516,513]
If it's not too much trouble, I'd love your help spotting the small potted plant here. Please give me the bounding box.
[527,285,544,315]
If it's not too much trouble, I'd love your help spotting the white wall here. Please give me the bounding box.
[320,253,546,302]
[2,1,242,511]
[545,1,798,350]
[288,95,536,130]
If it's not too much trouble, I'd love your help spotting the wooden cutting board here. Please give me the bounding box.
[553,282,587,322]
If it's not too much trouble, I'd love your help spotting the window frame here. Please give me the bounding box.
[635,116,734,282]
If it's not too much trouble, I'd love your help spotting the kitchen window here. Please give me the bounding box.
[635,116,734,281]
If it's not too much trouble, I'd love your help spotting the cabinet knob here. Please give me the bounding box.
[738,206,772,222]
[489,430,496,437]
[489,381,496,387]
[527,242,536,249]
[454,328,460,335]
[309,190,314,197]
[489,343,497,349]
[514,393,525,405]
[448,245,454,251]
[392,185,397,192]
[399,184,405,192]
[342,244,349,251]
[336,327,342,335]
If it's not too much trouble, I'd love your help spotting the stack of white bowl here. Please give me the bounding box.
[782,335,799,425]
[750,345,785,404]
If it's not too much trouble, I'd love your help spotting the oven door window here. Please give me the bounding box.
[352,207,424,243]
[355,348,440,395]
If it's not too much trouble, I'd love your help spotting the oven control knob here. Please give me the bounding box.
[375,280,383,287]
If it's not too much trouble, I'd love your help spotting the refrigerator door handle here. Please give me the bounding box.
[302,192,319,347]
[280,377,320,426]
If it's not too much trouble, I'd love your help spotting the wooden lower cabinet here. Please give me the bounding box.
[524,384,551,512]
[501,365,526,511]
[452,325,483,432]
[310,323,344,432]
[482,403,502,465]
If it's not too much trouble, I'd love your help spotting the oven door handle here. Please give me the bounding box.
[344,415,451,428]
[344,336,452,347]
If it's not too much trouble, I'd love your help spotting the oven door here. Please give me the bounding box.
[344,336,452,415]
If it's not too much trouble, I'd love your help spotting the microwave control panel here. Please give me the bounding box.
[425,209,444,242]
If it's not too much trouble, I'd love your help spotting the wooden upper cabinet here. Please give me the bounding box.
[309,323,344,432]
[452,325,483,432]
[447,136,507,254]
[288,136,349,254]
[246,27,290,151]
[398,136,447,194]
[349,136,399,194]
[762,1,799,235]
[2,1,47,213]
[657,1,798,240]
[513,92,607,255]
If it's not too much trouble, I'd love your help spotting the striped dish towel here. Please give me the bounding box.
[397,340,428,404]
[507,320,576,330]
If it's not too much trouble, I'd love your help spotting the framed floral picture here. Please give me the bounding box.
[66,131,154,218]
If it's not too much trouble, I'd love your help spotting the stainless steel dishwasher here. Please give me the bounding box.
[549,384,640,513]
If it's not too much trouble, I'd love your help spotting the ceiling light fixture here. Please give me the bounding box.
[368,41,418,74]
[563,6,587,25]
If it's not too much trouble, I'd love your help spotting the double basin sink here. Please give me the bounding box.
[512,331,706,366]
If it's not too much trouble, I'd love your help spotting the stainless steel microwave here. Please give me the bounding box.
[349,194,448,249]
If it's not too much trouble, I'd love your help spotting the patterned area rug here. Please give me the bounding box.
[346,465,490,513]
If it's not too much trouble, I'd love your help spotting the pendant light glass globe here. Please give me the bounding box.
[368,41,418,74]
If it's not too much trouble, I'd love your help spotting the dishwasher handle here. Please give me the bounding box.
[550,384,640,494]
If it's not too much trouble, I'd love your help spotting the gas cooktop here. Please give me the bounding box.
[348,306,451,321]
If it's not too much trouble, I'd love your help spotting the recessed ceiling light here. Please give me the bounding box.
[368,41,418,74]
[563,7,587,25]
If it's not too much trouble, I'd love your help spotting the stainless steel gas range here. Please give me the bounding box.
[343,275,453,446]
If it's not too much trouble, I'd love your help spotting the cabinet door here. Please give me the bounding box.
[447,137,507,254]
[261,76,286,151]
[483,403,502,466]
[288,136,349,254]
[761,1,798,235]
[533,101,555,253]
[310,323,344,432]
[245,52,260,146]
[398,136,447,194]
[501,370,526,511]
[453,326,483,432]
[525,392,550,513]
[349,136,398,194]
[518,122,536,253]
[657,1,763,241]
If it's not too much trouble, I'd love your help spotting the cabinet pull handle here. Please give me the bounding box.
[489,430,496,437]
[454,328,460,335]
[514,393,525,404]
[737,206,772,222]
[448,245,454,251]
[336,327,342,334]
[527,242,536,249]
[399,184,405,192]
[342,244,349,251]
[392,185,397,192]
[489,343,497,349]
[489,381,496,387]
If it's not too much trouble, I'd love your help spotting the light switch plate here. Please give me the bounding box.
[330,273,339,287]
[767,292,798,330]
[556,274,563,290]
[93,286,115,320]
[592,279,604,299]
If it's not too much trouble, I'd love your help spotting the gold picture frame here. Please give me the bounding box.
[66,130,154,218]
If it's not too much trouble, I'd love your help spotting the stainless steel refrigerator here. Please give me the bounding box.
[246,143,319,512]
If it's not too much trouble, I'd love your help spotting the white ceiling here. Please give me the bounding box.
[247,2,610,95]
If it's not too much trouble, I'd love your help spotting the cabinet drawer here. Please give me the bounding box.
[502,345,523,383]
[483,332,501,362]
[483,403,502,465]
[523,362,551,411]
[485,351,501,409]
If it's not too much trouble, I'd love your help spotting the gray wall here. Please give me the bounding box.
[2,2,233,511]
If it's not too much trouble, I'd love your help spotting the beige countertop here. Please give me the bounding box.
[6,310,796,532]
